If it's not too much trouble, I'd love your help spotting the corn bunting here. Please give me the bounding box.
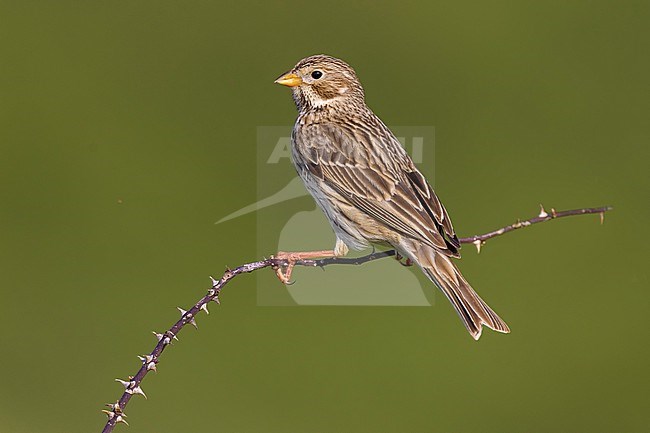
[274,55,509,340]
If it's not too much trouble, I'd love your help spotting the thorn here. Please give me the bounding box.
[102,410,115,419]
[129,386,147,399]
[172,334,179,341]
[551,207,557,218]
[115,378,131,388]
[147,362,157,372]
[200,303,209,314]
[209,276,218,286]
[177,307,197,328]
[473,239,483,254]
[138,354,154,364]
[116,415,129,425]
[162,336,171,345]
[538,204,548,218]
[153,331,163,342]
[105,402,120,411]
[600,212,605,225]
[213,296,221,305]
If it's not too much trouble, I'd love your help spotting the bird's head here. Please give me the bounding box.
[275,55,365,112]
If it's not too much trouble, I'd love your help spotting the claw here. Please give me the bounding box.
[397,257,413,266]
[394,251,412,266]
[273,253,299,285]
[274,264,295,285]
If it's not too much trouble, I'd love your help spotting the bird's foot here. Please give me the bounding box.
[271,249,337,284]
[271,252,300,284]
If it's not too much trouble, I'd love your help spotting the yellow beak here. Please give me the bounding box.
[274,72,302,87]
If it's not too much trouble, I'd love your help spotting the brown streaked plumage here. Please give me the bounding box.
[274,54,509,340]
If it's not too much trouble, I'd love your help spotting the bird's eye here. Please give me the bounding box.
[311,70,323,79]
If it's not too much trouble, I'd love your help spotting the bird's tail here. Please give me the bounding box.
[400,240,510,340]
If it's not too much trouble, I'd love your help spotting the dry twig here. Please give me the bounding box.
[101,204,611,432]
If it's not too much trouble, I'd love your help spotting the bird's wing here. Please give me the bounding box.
[295,120,460,256]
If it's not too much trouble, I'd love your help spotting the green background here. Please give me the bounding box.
[1,1,648,432]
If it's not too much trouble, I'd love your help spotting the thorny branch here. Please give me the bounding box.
[101,204,611,432]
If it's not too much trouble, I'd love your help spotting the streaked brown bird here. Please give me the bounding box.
[274,54,509,340]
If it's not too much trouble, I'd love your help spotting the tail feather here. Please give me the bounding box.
[401,241,510,340]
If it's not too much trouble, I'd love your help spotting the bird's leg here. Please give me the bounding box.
[272,239,349,284]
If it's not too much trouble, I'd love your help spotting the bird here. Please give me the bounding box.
[273,54,510,340]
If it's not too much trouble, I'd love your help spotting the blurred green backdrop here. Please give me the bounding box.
[1,1,648,432]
